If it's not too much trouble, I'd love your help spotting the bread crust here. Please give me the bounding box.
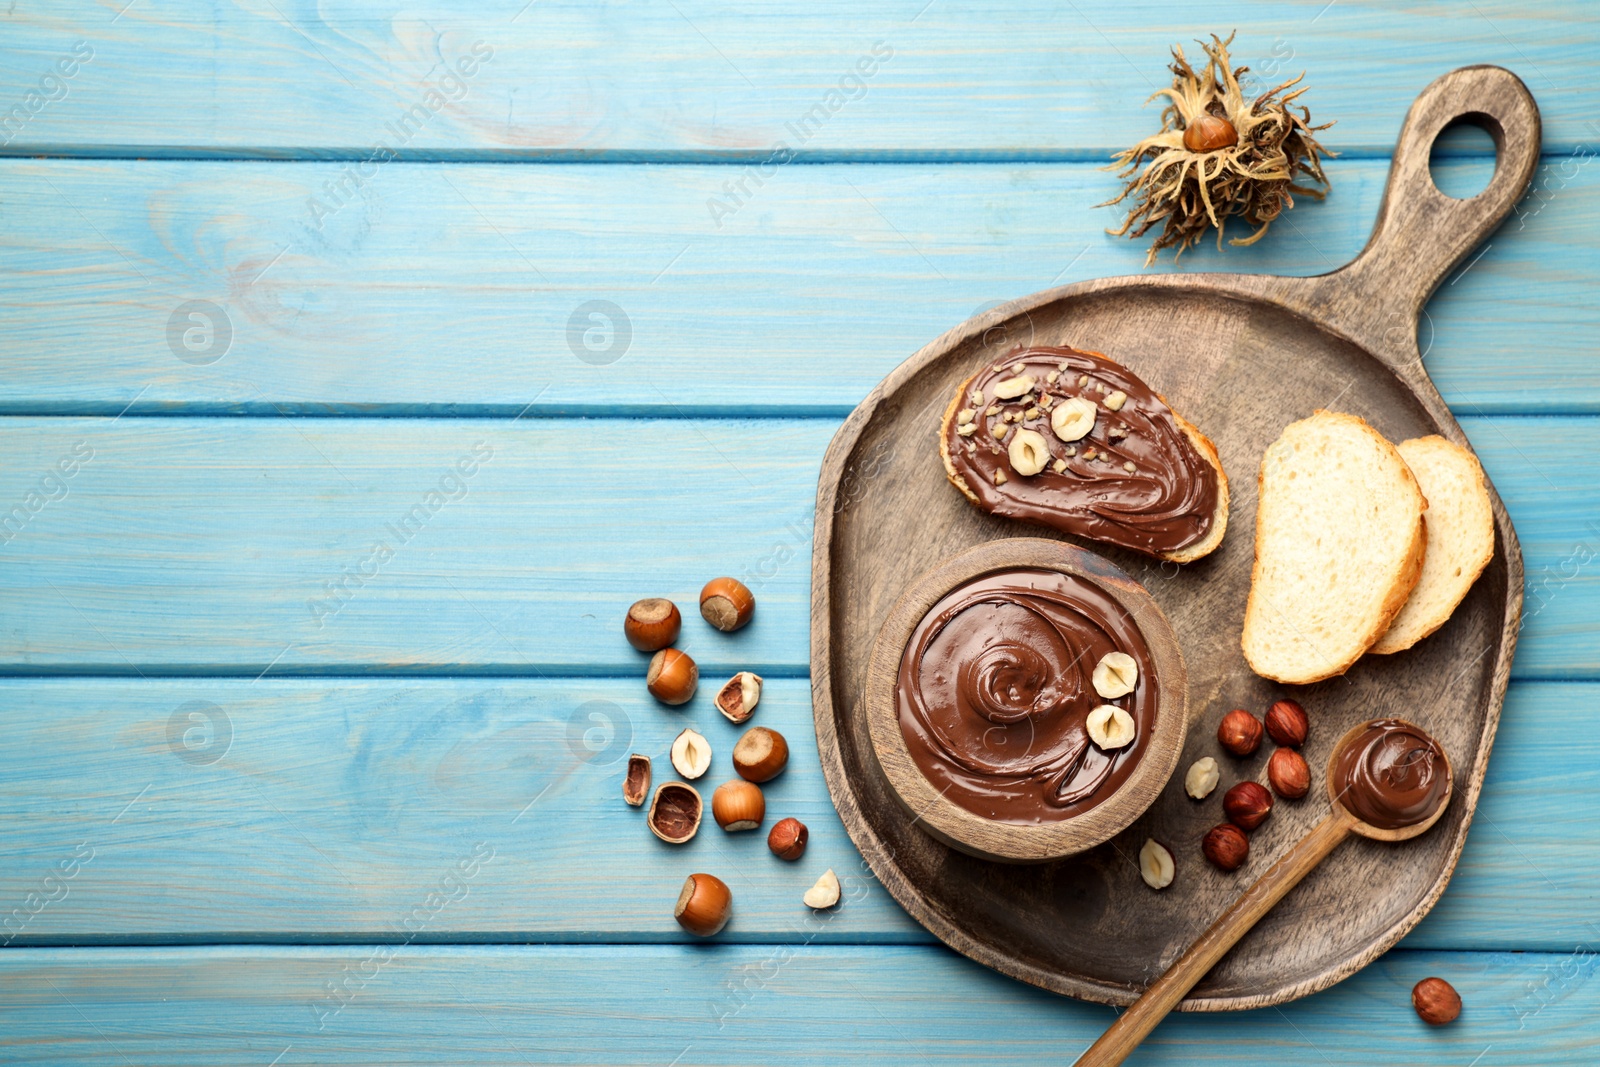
[1242,410,1427,685]
[938,353,1228,563]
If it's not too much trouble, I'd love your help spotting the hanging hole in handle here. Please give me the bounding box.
[1427,114,1503,200]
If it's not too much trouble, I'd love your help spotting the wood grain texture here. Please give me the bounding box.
[3,158,1600,416]
[2,2,1596,157]
[0,415,1594,677]
[811,65,1534,1010]
[0,678,1592,950]
[2,945,1597,1065]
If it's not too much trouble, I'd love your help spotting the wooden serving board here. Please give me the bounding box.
[810,66,1537,1009]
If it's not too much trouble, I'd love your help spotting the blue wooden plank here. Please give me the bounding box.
[0,158,1595,415]
[0,2,1595,158]
[0,415,1593,677]
[0,678,1591,951]
[0,945,1594,1064]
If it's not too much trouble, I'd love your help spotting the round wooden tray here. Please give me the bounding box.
[810,66,1533,1010]
[864,539,1188,863]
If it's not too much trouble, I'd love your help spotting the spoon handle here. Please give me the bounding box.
[1074,810,1358,1067]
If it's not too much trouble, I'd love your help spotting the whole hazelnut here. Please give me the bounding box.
[1223,781,1274,831]
[732,726,789,783]
[1218,709,1264,757]
[1268,747,1311,799]
[646,648,698,705]
[1264,698,1309,748]
[711,779,766,831]
[768,817,809,860]
[1411,976,1462,1025]
[700,577,755,632]
[1183,113,1239,153]
[624,598,681,652]
[1202,823,1250,871]
[674,872,732,937]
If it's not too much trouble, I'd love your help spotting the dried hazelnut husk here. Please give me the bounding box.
[624,598,680,652]
[675,873,732,937]
[646,648,697,705]
[768,817,808,861]
[647,781,702,844]
[1202,822,1249,871]
[732,726,789,783]
[1267,747,1311,799]
[622,753,651,806]
[1223,781,1273,831]
[1101,32,1333,265]
[711,779,765,831]
[1411,976,1461,1025]
[1218,709,1264,756]
[1264,698,1309,748]
[716,671,763,723]
[700,577,755,632]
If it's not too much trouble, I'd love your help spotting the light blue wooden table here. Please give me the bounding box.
[2,3,1598,1063]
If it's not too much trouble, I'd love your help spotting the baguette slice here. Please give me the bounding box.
[1242,411,1427,684]
[1369,436,1495,654]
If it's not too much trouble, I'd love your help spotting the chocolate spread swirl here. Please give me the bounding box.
[1332,719,1450,830]
[895,568,1156,824]
[944,346,1219,557]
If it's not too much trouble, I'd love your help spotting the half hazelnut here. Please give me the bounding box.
[700,577,755,632]
[646,648,698,705]
[732,726,789,783]
[675,873,732,937]
[647,781,703,844]
[803,869,841,910]
[670,728,712,780]
[716,671,763,723]
[622,753,651,807]
[711,779,765,831]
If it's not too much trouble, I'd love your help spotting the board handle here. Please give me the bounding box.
[1072,811,1357,1067]
[1313,66,1540,367]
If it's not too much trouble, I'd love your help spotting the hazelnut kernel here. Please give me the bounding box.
[803,868,841,909]
[699,577,755,632]
[1185,756,1220,799]
[1202,823,1249,871]
[624,598,681,652]
[669,727,712,780]
[1223,781,1274,831]
[1091,651,1138,698]
[1086,704,1136,750]
[646,648,698,705]
[1218,709,1264,756]
[767,817,808,861]
[1264,698,1310,748]
[1138,838,1175,890]
[674,872,732,937]
[1267,747,1311,799]
[732,726,789,783]
[1411,977,1462,1025]
[711,779,765,831]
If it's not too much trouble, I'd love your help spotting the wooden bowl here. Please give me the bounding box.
[864,538,1188,863]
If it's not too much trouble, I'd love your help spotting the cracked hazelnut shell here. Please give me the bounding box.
[647,781,702,844]
[624,598,681,652]
[732,726,788,783]
[646,647,698,705]
[700,577,755,632]
[675,873,732,937]
[622,754,651,806]
[715,671,763,723]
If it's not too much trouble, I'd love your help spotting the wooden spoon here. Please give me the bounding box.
[1073,719,1453,1067]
